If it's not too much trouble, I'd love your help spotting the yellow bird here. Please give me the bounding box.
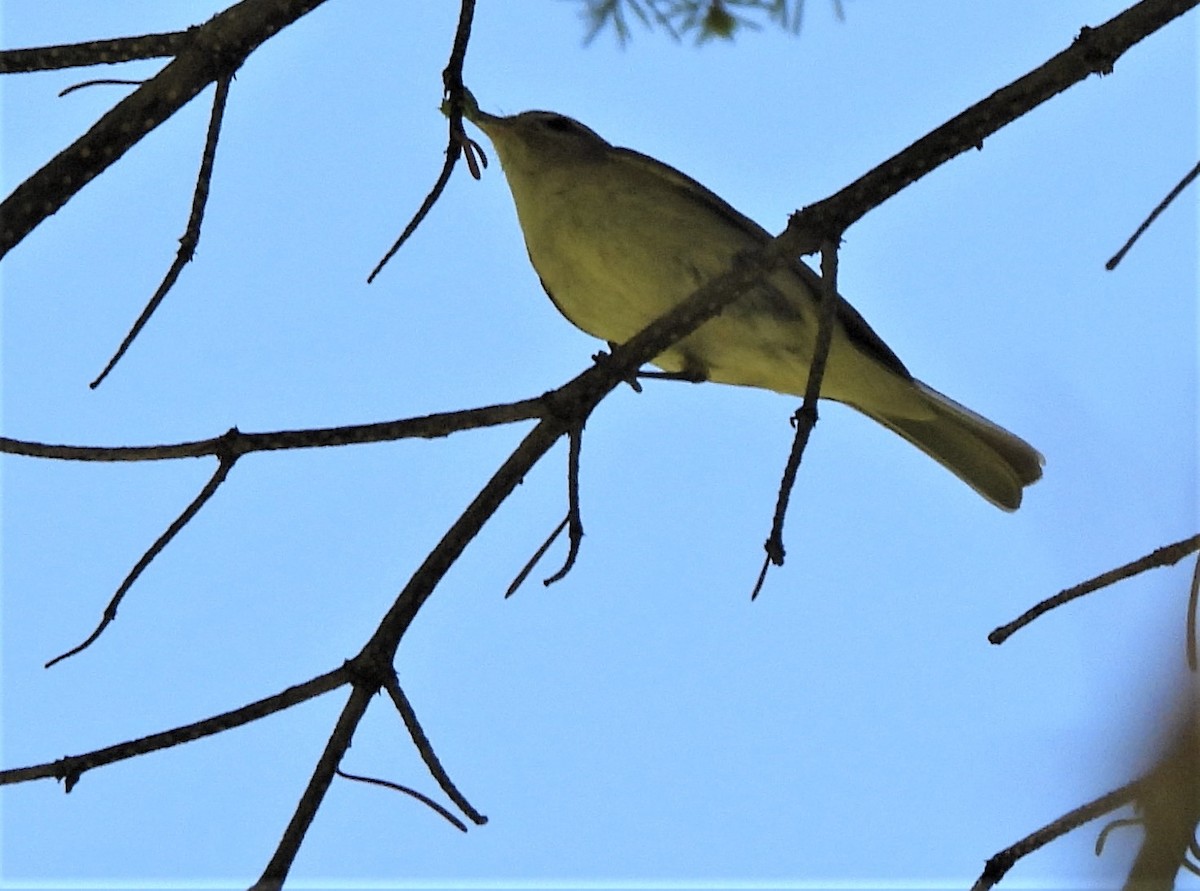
[461,98,1043,510]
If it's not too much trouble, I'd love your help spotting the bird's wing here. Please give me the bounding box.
[614,146,912,380]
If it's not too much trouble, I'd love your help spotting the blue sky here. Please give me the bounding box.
[2,1,1197,888]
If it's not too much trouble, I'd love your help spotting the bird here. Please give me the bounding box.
[458,97,1043,510]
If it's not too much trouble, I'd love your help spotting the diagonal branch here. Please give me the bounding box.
[972,778,1142,891]
[0,31,195,73]
[90,73,234,388]
[334,768,468,832]
[0,0,331,259]
[382,673,487,825]
[989,533,1200,644]
[44,454,239,668]
[252,683,374,890]
[505,515,569,598]
[252,252,777,885]
[0,664,350,792]
[785,0,1200,256]
[1107,159,1200,269]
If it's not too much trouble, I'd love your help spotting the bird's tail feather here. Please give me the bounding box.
[856,381,1043,511]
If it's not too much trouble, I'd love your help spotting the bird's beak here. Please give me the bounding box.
[443,87,502,134]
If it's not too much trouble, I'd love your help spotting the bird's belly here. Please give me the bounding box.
[515,181,926,412]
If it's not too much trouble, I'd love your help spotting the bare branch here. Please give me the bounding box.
[972,779,1142,891]
[335,768,468,832]
[58,78,145,97]
[1188,553,1200,671]
[0,397,545,463]
[367,127,468,284]
[752,238,839,599]
[254,684,374,889]
[544,425,585,586]
[44,455,238,668]
[0,31,194,73]
[382,673,487,825]
[91,73,234,388]
[367,0,478,283]
[1107,159,1200,270]
[787,0,1200,256]
[244,283,769,878]
[0,0,332,259]
[989,534,1200,644]
[505,515,569,598]
[0,665,350,791]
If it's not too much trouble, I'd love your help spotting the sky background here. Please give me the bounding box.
[1,1,1197,888]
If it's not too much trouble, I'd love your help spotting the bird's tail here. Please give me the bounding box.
[856,380,1043,511]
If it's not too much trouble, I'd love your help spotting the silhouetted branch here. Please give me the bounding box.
[752,239,839,599]
[45,455,238,668]
[0,665,349,792]
[367,0,477,283]
[254,684,373,890]
[0,31,194,73]
[382,673,487,825]
[335,768,468,832]
[0,397,545,462]
[59,78,145,96]
[972,779,1142,891]
[544,425,585,586]
[990,534,1200,644]
[1107,160,1200,270]
[0,0,331,259]
[249,264,779,884]
[505,515,569,598]
[787,0,1200,256]
[91,73,234,388]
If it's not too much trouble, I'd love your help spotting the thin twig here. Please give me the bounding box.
[382,674,486,825]
[752,239,839,599]
[0,0,330,260]
[989,534,1200,644]
[58,78,144,97]
[0,665,350,791]
[366,135,465,284]
[91,74,233,388]
[45,455,238,668]
[505,515,569,598]
[1095,816,1144,855]
[1188,552,1200,671]
[1,397,545,463]
[972,779,1142,891]
[335,768,468,832]
[544,425,585,586]
[1107,160,1200,270]
[367,0,477,283]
